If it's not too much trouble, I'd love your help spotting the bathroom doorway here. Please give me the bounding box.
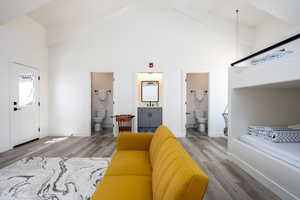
[185,73,209,137]
[91,72,114,136]
[135,73,164,132]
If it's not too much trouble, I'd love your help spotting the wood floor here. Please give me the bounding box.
[186,127,208,136]
[182,131,280,200]
[0,129,280,200]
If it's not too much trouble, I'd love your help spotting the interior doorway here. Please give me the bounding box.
[91,72,114,136]
[135,73,164,132]
[10,63,40,147]
[185,73,209,137]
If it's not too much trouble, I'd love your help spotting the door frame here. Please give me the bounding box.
[181,70,210,137]
[90,72,115,136]
[9,62,40,148]
[133,72,165,133]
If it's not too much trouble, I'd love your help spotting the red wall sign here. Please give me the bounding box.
[148,62,154,68]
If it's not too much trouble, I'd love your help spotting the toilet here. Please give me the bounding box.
[94,110,106,132]
[93,90,107,132]
[193,89,208,133]
[195,109,207,133]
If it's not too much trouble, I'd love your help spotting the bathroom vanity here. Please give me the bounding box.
[138,107,162,132]
[137,79,162,132]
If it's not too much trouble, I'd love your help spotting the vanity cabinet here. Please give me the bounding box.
[138,107,162,132]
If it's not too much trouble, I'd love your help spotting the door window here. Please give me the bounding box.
[18,72,36,107]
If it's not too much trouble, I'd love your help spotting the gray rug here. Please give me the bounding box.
[0,157,110,200]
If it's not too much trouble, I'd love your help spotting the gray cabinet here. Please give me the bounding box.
[138,107,162,132]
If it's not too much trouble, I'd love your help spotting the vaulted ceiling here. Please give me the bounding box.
[0,0,50,24]
[27,0,276,30]
[1,0,299,30]
[28,0,131,29]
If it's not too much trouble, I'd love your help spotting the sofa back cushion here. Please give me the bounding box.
[150,125,175,166]
[151,127,208,200]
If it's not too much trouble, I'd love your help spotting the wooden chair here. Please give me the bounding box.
[115,115,135,133]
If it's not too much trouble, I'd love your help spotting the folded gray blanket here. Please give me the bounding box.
[248,126,290,138]
[271,131,300,143]
[248,126,291,132]
[248,126,300,143]
[249,130,273,140]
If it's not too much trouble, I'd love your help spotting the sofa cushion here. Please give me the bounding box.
[105,150,152,176]
[92,176,152,200]
[150,125,175,166]
[117,133,153,151]
[152,138,208,200]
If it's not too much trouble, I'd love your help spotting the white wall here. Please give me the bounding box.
[0,16,48,152]
[254,18,300,51]
[48,8,255,137]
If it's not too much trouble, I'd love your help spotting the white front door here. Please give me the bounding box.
[10,63,40,146]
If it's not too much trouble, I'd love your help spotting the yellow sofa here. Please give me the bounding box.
[92,125,209,200]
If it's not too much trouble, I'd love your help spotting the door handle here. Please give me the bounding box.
[186,112,191,115]
[13,107,21,111]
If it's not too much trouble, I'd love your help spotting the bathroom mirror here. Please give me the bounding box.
[141,81,159,102]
